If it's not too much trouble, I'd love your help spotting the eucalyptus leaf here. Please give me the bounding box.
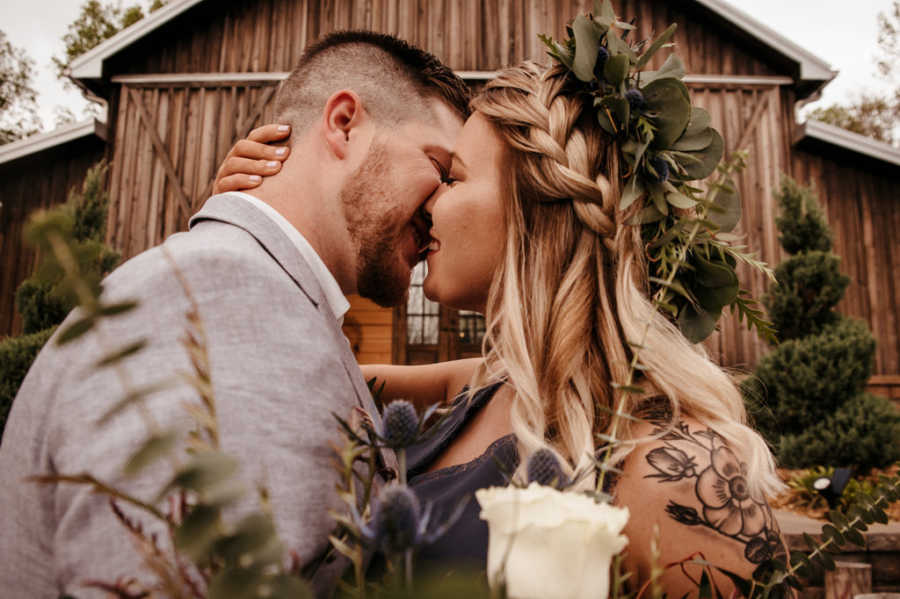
[160,450,245,506]
[95,340,148,368]
[620,176,645,210]
[596,0,616,20]
[604,54,629,87]
[673,128,724,180]
[605,30,636,61]
[56,316,95,346]
[692,257,739,312]
[666,190,698,209]
[650,185,669,215]
[672,128,714,152]
[175,504,221,561]
[628,204,666,224]
[600,95,629,134]
[642,78,691,148]
[684,107,712,137]
[677,303,718,343]
[597,105,617,136]
[572,15,601,82]
[634,23,677,70]
[124,431,179,477]
[214,513,283,567]
[708,178,741,232]
[640,54,685,86]
[540,34,575,70]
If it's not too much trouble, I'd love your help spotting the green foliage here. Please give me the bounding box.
[0,327,56,441]
[0,30,42,144]
[539,6,775,344]
[53,0,168,78]
[808,98,899,146]
[744,174,895,474]
[805,1,900,147]
[777,394,900,471]
[773,178,832,255]
[764,251,848,341]
[15,161,120,334]
[744,318,875,436]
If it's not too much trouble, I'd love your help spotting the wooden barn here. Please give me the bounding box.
[1,0,898,398]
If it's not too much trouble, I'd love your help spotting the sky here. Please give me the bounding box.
[0,0,895,131]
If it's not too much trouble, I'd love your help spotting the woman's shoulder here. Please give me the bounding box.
[614,408,784,593]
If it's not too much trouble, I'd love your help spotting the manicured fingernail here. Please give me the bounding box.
[266,161,279,167]
[249,175,261,182]
[278,125,290,132]
[275,147,287,155]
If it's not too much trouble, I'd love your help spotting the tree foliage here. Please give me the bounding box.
[807,1,900,146]
[743,177,900,472]
[15,161,121,335]
[0,30,42,145]
[53,0,167,78]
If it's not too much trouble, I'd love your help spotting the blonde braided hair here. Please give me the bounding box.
[469,62,781,496]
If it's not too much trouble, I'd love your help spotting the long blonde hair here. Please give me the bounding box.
[468,62,781,496]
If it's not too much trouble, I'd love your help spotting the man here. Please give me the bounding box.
[0,31,468,597]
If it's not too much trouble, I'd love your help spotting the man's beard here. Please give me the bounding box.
[340,141,413,307]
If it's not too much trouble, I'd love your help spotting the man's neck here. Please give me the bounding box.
[246,179,357,295]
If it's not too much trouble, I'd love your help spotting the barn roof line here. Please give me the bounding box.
[68,0,835,91]
[0,119,107,167]
[798,119,900,169]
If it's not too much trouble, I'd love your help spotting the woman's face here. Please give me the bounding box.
[422,111,507,313]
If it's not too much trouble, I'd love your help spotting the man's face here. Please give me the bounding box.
[339,99,463,307]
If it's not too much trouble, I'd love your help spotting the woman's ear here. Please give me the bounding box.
[322,90,367,160]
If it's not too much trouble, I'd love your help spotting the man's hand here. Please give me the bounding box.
[213,124,292,194]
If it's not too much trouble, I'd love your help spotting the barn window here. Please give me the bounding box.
[394,262,485,364]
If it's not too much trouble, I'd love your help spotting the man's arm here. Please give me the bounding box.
[1,233,363,597]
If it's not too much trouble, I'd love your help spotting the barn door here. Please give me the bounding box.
[106,81,280,258]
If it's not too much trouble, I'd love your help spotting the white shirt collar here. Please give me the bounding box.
[226,192,351,325]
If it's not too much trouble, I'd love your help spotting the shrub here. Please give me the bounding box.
[0,327,55,441]
[743,176,896,473]
[776,394,900,471]
[764,251,848,341]
[15,161,120,335]
[744,319,875,435]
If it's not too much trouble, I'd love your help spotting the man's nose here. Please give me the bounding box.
[423,183,447,214]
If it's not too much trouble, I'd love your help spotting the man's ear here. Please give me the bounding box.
[322,90,367,160]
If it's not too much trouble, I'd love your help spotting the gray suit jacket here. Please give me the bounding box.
[0,193,394,598]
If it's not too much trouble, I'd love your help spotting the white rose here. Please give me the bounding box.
[476,482,629,599]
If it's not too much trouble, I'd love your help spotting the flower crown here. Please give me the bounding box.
[540,1,775,343]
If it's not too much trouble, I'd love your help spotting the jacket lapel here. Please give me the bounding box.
[189,194,397,474]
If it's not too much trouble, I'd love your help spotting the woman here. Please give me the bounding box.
[216,62,784,596]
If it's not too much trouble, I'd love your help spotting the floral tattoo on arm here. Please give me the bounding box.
[642,417,784,565]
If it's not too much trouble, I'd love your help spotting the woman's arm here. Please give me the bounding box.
[614,415,785,597]
[361,358,482,411]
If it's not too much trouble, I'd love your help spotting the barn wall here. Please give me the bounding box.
[110,0,784,76]
[90,0,897,374]
[790,144,900,377]
[0,137,107,336]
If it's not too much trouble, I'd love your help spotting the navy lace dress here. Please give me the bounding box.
[404,381,516,573]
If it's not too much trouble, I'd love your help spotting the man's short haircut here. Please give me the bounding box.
[273,30,471,134]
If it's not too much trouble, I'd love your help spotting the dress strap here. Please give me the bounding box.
[406,381,505,478]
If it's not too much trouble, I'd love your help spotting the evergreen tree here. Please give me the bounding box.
[743,177,900,472]
[1,162,120,440]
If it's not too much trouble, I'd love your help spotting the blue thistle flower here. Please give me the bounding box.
[648,155,669,183]
[526,448,570,488]
[382,400,419,449]
[371,485,421,555]
[593,46,610,78]
[625,88,646,110]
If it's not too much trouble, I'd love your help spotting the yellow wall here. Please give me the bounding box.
[343,295,394,365]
